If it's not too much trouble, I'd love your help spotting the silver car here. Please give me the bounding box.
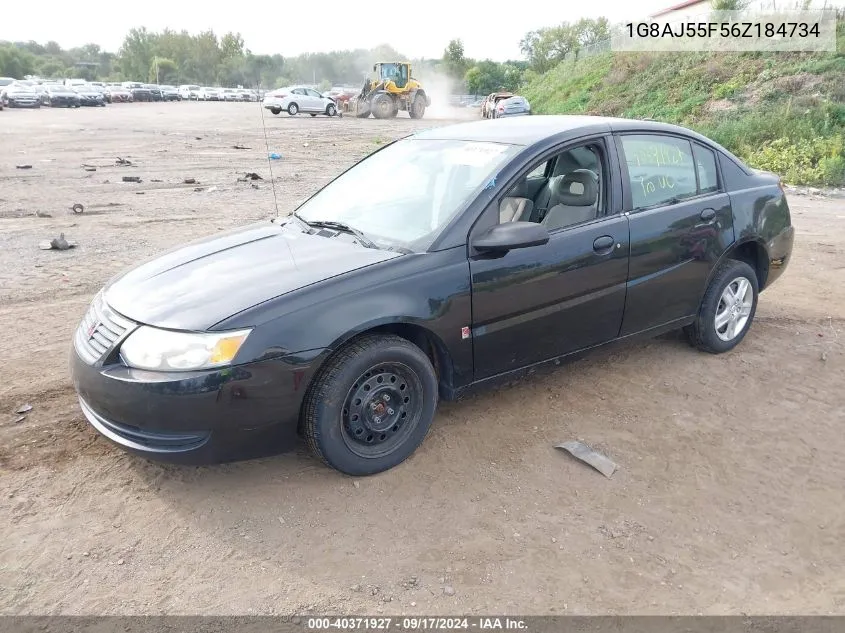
[493,96,531,118]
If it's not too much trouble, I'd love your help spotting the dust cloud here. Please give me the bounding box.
[416,70,479,121]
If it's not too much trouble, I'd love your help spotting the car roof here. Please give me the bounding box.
[410,115,724,148]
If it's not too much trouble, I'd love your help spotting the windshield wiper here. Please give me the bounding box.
[296,216,380,250]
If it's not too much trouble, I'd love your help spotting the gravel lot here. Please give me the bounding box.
[1,103,843,616]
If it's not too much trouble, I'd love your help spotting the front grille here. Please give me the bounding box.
[74,294,136,365]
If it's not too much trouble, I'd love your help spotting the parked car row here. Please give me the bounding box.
[0,77,262,110]
[177,85,261,102]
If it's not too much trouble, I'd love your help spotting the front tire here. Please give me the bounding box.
[302,334,438,476]
[270,107,281,115]
[371,93,394,119]
[326,103,337,117]
[288,102,299,115]
[409,95,426,119]
[685,259,759,354]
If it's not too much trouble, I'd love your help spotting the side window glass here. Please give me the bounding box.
[693,143,719,194]
[621,135,697,210]
[497,144,605,229]
[526,160,548,179]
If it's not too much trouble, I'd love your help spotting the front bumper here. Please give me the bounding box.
[48,97,79,107]
[69,338,324,465]
[6,97,40,108]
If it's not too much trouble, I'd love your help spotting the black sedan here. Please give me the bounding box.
[75,86,107,107]
[1,84,41,108]
[41,85,81,108]
[70,115,794,476]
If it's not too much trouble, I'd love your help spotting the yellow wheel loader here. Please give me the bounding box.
[345,62,430,119]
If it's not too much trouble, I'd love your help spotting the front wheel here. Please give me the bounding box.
[685,258,759,354]
[270,107,281,115]
[288,102,299,115]
[302,334,438,476]
[409,95,426,119]
[326,103,337,117]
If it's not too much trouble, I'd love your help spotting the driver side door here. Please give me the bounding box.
[468,136,630,381]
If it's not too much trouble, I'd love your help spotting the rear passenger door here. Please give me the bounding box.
[616,133,735,336]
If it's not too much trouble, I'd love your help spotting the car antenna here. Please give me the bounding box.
[255,81,298,270]
[256,80,281,218]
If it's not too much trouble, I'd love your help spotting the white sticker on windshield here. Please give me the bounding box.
[443,143,508,167]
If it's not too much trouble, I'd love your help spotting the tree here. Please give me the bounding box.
[520,18,609,71]
[220,32,245,59]
[711,0,751,10]
[118,27,156,82]
[149,57,178,83]
[443,38,468,80]
[0,45,36,78]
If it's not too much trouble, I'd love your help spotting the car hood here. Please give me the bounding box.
[103,220,401,331]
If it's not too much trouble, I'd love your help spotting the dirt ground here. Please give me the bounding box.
[1,103,844,616]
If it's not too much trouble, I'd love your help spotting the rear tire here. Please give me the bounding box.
[685,259,759,354]
[302,334,438,476]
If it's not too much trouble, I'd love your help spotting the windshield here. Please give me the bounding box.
[294,138,519,251]
[9,85,35,93]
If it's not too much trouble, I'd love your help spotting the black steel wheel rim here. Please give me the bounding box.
[341,362,424,459]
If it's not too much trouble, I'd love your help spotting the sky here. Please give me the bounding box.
[1,0,676,61]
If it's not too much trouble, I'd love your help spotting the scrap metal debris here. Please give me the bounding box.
[15,404,32,414]
[122,176,142,183]
[183,178,197,184]
[16,164,33,170]
[555,440,618,478]
[38,233,77,251]
[232,144,251,150]
[115,157,132,166]
[71,203,84,214]
[238,172,263,182]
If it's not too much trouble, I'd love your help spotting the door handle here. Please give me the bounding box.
[593,235,615,252]
[700,208,716,222]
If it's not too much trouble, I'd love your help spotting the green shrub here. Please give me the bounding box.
[741,136,845,185]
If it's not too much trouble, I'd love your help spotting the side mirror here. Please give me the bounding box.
[473,221,550,253]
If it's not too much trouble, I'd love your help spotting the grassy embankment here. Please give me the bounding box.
[522,18,845,186]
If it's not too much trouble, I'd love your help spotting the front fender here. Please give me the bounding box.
[218,247,474,388]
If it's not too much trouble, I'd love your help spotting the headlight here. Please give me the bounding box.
[119,326,252,371]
